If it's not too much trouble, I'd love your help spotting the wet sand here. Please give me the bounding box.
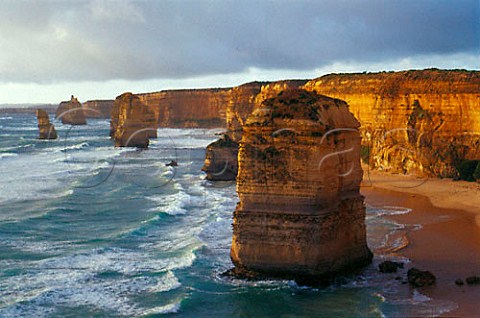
[362,170,480,317]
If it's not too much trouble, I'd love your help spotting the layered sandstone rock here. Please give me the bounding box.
[203,80,307,180]
[137,88,230,128]
[36,109,57,139]
[55,96,87,125]
[202,134,239,181]
[113,93,157,148]
[303,69,480,177]
[82,100,114,118]
[230,89,373,283]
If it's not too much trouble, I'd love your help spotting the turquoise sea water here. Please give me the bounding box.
[0,113,457,317]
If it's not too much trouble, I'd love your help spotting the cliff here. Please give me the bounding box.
[303,69,480,177]
[113,92,157,148]
[55,96,87,125]
[230,89,372,283]
[203,80,306,180]
[36,109,57,139]
[226,80,308,142]
[82,100,114,118]
[137,88,231,128]
[110,88,230,139]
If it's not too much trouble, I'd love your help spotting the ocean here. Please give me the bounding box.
[0,113,457,317]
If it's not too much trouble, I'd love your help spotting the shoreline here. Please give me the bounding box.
[361,169,480,316]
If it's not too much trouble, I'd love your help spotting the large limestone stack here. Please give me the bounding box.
[231,89,372,284]
[303,69,480,177]
[36,109,57,139]
[113,92,157,148]
[55,95,87,125]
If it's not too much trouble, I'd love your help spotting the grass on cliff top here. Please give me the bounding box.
[264,89,344,122]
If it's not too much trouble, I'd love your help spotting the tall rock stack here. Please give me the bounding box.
[113,92,157,148]
[36,109,57,139]
[56,95,87,125]
[230,89,372,284]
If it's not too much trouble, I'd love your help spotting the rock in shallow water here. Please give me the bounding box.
[407,268,436,287]
[378,261,404,273]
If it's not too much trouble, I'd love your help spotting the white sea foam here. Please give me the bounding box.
[139,302,181,316]
[0,152,18,159]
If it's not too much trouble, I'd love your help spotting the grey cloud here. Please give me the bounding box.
[0,0,478,83]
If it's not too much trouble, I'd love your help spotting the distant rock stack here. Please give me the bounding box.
[230,89,372,284]
[112,92,157,148]
[36,109,57,139]
[56,95,87,125]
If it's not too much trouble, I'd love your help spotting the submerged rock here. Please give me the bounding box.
[407,268,436,287]
[230,89,373,284]
[455,279,464,286]
[56,95,87,125]
[36,109,57,139]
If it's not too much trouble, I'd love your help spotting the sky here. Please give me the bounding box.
[0,0,479,104]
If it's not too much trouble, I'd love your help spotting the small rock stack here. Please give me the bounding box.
[36,109,57,140]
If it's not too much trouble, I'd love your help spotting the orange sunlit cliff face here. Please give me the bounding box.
[303,69,480,177]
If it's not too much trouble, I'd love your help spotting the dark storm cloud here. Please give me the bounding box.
[0,0,478,83]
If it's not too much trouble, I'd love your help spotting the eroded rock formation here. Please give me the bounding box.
[55,95,87,125]
[202,134,239,181]
[82,100,114,118]
[203,80,306,180]
[113,93,157,148]
[303,69,480,177]
[137,88,231,128]
[36,109,57,139]
[230,89,373,284]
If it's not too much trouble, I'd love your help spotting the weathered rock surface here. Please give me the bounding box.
[203,80,307,180]
[55,96,87,125]
[202,134,239,181]
[82,100,114,118]
[36,109,57,139]
[303,69,480,177]
[226,80,308,142]
[137,88,231,128]
[230,89,373,284]
[113,92,157,148]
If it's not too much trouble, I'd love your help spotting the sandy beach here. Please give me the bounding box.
[362,168,480,316]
